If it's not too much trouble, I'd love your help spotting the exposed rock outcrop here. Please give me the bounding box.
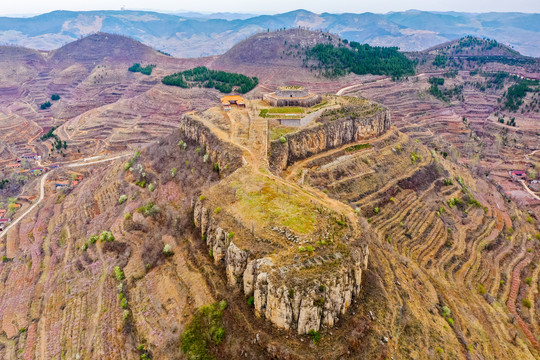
[269,105,391,172]
[192,198,369,334]
[179,113,243,176]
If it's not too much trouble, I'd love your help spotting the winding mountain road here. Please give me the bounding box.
[519,180,540,201]
[0,153,130,240]
[0,172,49,240]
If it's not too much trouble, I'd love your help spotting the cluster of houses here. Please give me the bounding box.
[0,208,10,231]
[509,170,540,192]
[1,153,59,176]
[2,153,45,174]
[0,203,21,232]
[55,173,83,191]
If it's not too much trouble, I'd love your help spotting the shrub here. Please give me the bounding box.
[181,301,227,359]
[163,244,173,256]
[203,154,209,163]
[118,195,128,204]
[40,101,52,110]
[121,297,128,309]
[410,152,422,164]
[522,299,532,308]
[308,329,321,344]
[447,317,454,325]
[447,198,462,209]
[279,136,287,144]
[288,289,295,299]
[99,231,115,242]
[227,232,234,239]
[214,207,222,214]
[124,213,131,220]
[114,266,124,281]
[137,203,160,217]
[51,94,60,100]
[477,283,486,295]
[148,183,155,192]
[89,235,98,244]
[525,277,532,286]
[373,207,380,214]
[171,168,178,177]
[247,296,255,307]
[442,306,451,318]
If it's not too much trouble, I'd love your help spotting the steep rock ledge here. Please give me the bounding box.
[179,113,243,176]
[269,105,391,172]
[192,198,369,334]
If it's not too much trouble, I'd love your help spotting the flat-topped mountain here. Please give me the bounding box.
[0,27,539,360]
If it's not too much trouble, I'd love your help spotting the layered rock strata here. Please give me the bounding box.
[269,105,391,171]
[179,113,243,176]
[192,198,369,334]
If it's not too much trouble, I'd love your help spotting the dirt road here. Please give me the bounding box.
[0,154,130,239]
[0,172,49,240]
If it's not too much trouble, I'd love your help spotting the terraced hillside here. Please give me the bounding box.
[1,30,540,360]
[284,126,540,358]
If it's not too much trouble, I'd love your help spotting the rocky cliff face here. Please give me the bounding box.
[179,114,243,176]
[269,105,391,172]
[193,198,369,334]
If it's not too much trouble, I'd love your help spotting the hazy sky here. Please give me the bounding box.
[1,0,539,16]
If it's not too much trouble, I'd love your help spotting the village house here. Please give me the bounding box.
[0,218,11,231]
[21,153,41,161]
[509,170,528,181]
[5,163,21,170]
[29,167,46,174]
[221,95,246,111]
[55,181,70,190]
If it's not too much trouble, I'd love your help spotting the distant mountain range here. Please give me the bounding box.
[0,9,539,58]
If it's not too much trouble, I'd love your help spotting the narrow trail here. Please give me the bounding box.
[335,73,426,96]
[192,108,360,230]
[507,256,539,349]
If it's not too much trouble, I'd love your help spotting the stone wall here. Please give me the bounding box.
[263,93,321,107]
[276,88,308,98]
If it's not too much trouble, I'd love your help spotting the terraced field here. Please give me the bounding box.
[285,127,540,358]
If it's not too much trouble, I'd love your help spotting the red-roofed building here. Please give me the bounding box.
[510,170,528,180]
